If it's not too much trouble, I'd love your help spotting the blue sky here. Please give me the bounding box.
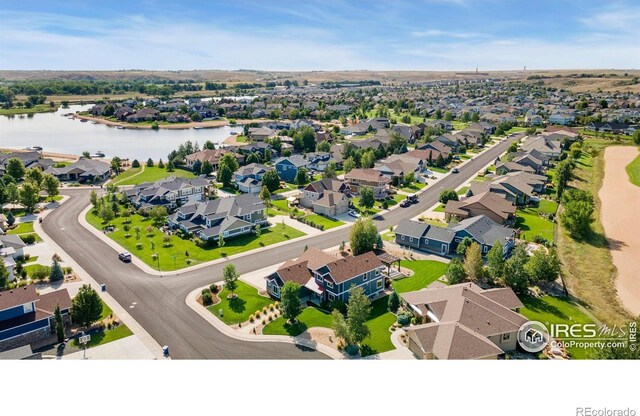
[0,0,638,71]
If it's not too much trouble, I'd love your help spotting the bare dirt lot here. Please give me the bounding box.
[599,146,640,316]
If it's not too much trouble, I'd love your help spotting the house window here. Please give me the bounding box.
[424,238,429,244]
[502,333,511,341]
[325,280,333,288]
[484,246,489,253]
[376,279,383,289]
[409,237,413,242]
[328,293,335,301]
[363,273,368,281]
[401,235,405,240]
[23,302,34,313]
[317,275,324,283]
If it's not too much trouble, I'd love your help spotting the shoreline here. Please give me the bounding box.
[74,114,230,130]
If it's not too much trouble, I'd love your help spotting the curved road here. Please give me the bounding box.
[43,136,516,359]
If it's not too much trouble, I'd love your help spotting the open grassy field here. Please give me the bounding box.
[207,281,273,325]
[112,165,196,186]
[392,260,449,293]
[625,153,640,187]
[86,209,305,270]
[556,138,632,325]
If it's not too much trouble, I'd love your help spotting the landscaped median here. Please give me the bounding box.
[85,208,305,271]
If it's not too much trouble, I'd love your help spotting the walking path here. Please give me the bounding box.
[35,200,166,359]
[599,146,640,316]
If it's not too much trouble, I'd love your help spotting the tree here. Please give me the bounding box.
[456,236,474,255]
[99,202,115,223]
[6,158,26,180]
[110,156,123,175]
[471,112,480,122]
[361,150,376,168]
[191,159,202,174]
[220,153,240,173]
[344,157,356,173]
[90,190,99,207]
[508,142,519,153]
[323,162,336,179]
[146,158,154,167]
[295,167,309,186]
[485,241,505,283]
[446,257,465,284]
[25,168,43,187]
[281,281,302,323]
[49,258,64,282]
[217,163,233,187]
[6,211,15,227]
[42,174,60,202]
[297,126,317,153]
[131,159,140,168]
[555,159,573,198]
[0,257,8,289]
[82,151,92,160]
[439,189,458,204]
[526,248,561,284]
[167,160,175,172]
[444,111,454,121]
[634,130,640,146]
[201,160,214,176]
[569,142,582,160]
[345,286,372,347]
[5,182,18,205]
[19,180,40,212]
[262,169,280,192]
[349,217,378,255]
[223,263,239,297]
[463,242,483,282]
[317,141,331,152]
[503,244,530,294]
[55,304,65,342]
[332,309,349,344]
[218,233,225,248]
[71,284,103,327]
[560,189,595,239]
[149,206,168,227]
[359,187,375,212]
[388,291,400,312]
[259,185,271,208]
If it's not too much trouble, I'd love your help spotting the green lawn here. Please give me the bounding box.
[113,165,196,186]
[360,296,396,356]
[433,204,445,212]
[520,295,595,359]
[7,222,34,234]
[457,186,470,195]
[429,166,449,174]
[304,214,344,230]
[625,153,640,187]
[100,300,113,320]
[262,307,333,336]
[271,199,292,213]
[25,256,38,264]
[86,210,305,270]
[538,199,559,215]
[516,207,555,243]
[392,260,449,293]
[72,324,133,349]
[351,197,380,215]
[0,104,57,115]
[400,182,426,193]
[207,281,273,325]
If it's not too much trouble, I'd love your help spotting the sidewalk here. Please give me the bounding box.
[60,335,155,360]
[35,201,167,360]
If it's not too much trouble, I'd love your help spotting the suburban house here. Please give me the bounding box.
[494,161,536,175]
[520,135,562,160]
[375,155,425,185]
[233,163,268,194]
[392,124,422,143]
[444,192,517,225]
[586,122,631,134]
[45,159,111,183]
[402,283,527,359]
[510,150,549,173]
[468,172,548,205]
[549,112,575,126]
[434,134,460,151]
[123,176,209,210]
[416,141,453,160]
[395,215,515,256]
[265,248,385,305]
[0,235,26,281]
[340,123,370,136]
[300,178,350,217]
[305,152,333,171]
[167,194,267,242]
[248,127,276,141]
[185,149,244,171]
[344,168,391,198]
[125,108,159,122]
[0,285,71,352]
[0,152,55,176]
[274,156,310,182]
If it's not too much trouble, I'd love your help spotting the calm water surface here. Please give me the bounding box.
[0,105,242,160]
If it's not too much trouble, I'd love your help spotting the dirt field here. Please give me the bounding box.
[599,146,640,316]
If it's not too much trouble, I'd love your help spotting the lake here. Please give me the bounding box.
[0,105,243,161]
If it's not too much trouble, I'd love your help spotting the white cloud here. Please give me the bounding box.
[411,29,483,39]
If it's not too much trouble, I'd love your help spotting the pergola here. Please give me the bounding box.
[377,252,401,274]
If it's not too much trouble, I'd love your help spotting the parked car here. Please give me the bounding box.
[452,168,459,173]
[399,199,411,208]
[407,195,419,204]
[162,345,170,356]
[348,210,360,218]
[118,252,132,262]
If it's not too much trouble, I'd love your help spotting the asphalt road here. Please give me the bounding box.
[42,136,517,359]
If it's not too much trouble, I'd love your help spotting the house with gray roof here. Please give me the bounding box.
[233,163,268,194]
[167,194,267,242]
[468,171,548,205]
[123,176,209,210]
[45,159,111,183]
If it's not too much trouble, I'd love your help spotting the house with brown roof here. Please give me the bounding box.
[444,191,517,225]
[265,249,385,305]
[0,285,71,352]
[184,149,244,171]
[402,282,527,359]
[344,168,391,199]
[300,178,350,217]
[468,172,548,205]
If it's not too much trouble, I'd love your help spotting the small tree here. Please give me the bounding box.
[71,284,103,327]
[131,159,140,168]
[259,185,271,208]
[42,174,60,202]
[147,158,154,167]
[359,187,375,212]
[526,248,561,284]
[148,206,168,227]
[446,257,465,284]
[387,291,400,312]
[0,257,8,289]
[345,286,372,347]
[439,189,458,205]
[49,258,65,282]
[295,167,309,186]
[19,181,40,212]
[158,159,165,169]
[485,241,505,283]
[218,233,225,247]
[456,236,474,256]
[281,281,302,323]
[560,189,594,239]
[6,158,25,180]
[223,263,238,297]
[201,160,214,176]
[255,224,261,237]
[349,217,378,255]
[503,244,530,294]
[463,242,483,282]
[6,211,15,227]
[90,190,99,208]
[55,304,65,342]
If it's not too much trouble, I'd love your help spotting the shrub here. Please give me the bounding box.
[255,310,261,318]
[21,234,36,244]
[136,242,143,250]
[64,267,72,274]
[262,319,266,325]
[202,292,213,306]
[209,283,219,294]
[268,315,273,322]
[23,254,30,261]
[269,304,275,312]
[397,313,412,326]
[124,233,131,238]
[201,288,211,295]
[249,314,255,323]
[30,265,50,280]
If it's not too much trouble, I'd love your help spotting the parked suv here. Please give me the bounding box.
[118,252,132,262]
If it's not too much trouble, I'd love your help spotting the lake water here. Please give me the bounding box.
[0,105,243,161]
